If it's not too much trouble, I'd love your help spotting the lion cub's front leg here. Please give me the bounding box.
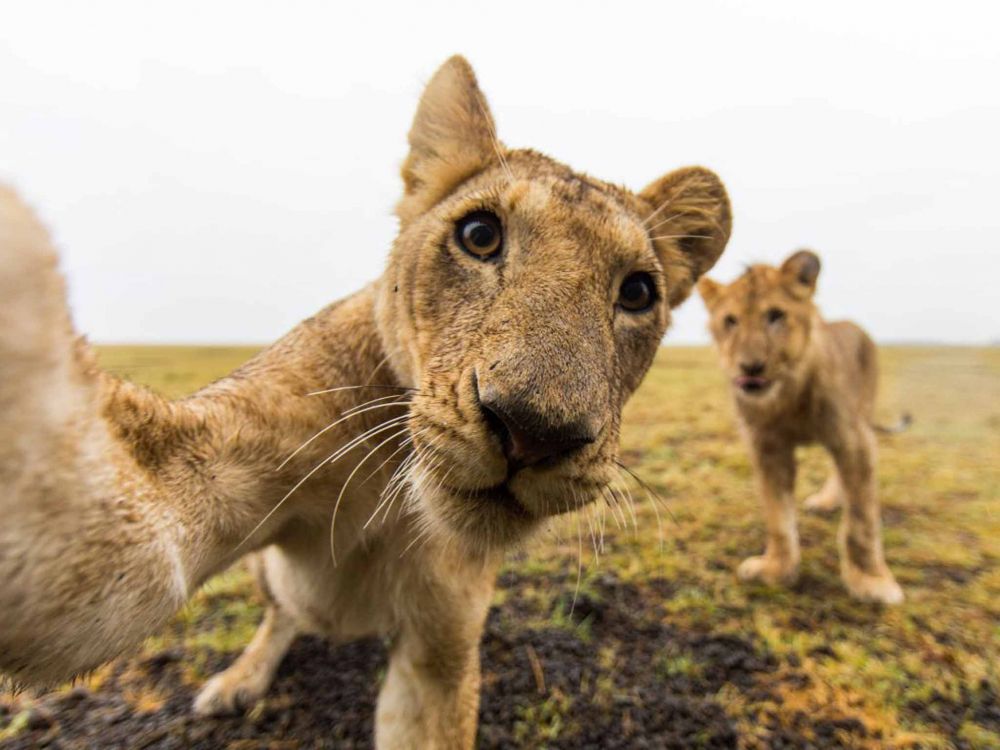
[193,602,298,716]
[376,626,484,750]
[739,437,800,586]
[827,426,904,604]
[192,553,302,715]
[375,570,495,750]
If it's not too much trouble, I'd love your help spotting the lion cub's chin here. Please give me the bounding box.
[413,463,608,554]
[415,482,538,554]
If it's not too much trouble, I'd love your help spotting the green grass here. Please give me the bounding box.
[5,345,998,748]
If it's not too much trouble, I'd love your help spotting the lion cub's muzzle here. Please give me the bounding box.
[474,372,603,474]
[733,359,773,395]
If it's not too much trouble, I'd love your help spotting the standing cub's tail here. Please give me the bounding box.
[873,412,912,435]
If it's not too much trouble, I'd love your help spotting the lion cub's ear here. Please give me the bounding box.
[639,167,732,307]
[396,56,502,225]
[697,277,724,309]
[780,249,821,299]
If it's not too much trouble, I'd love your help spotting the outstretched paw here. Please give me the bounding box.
[737,555,798,586]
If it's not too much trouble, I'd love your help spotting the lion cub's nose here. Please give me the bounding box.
[477,387,597,469]
[740,360,766,377]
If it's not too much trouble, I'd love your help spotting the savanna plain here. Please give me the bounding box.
[1,344,997,749]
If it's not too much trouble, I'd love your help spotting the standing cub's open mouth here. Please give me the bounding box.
[735,376,772,394]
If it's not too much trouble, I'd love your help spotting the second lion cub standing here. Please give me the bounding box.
[698,250,904,604]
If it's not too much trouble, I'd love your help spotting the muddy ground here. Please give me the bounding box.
[4,569,994,750]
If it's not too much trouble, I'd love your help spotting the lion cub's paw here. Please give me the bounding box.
[737,555,799,586]
[843,569,904,605]
[192,669,270,717]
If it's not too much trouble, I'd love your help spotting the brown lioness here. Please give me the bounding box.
[698,250,904,605]
[0,57,732,747]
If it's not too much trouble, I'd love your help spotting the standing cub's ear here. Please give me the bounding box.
[396,56,502,225]
[639,167,732,307]
[697,277,724,309]
[780,249,821,299]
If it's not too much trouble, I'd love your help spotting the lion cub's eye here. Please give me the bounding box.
[455,211,503,259]
[618,272,656,313]
[766,308,786,324]
[723,314,738,329]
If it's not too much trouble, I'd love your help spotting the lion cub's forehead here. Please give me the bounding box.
[498,159,647,251]
[724,267,788,312]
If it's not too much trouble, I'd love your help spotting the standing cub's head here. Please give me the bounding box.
[698,250,821,407]
[375,56,732,551]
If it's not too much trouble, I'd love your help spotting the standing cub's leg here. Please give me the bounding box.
[804,471,845,513]
[193,554,299,716]
[738,438,800,585]
[827,426,904,604]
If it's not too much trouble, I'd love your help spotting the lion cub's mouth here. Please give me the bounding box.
[734,375,772,395]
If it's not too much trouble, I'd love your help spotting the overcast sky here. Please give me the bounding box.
[1,1,996,344]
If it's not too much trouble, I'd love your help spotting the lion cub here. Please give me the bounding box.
[0,57,732,747]
[698,250,903,604]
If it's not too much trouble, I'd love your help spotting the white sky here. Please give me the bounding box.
[1,0,997,344]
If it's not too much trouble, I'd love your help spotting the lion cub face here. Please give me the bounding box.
[375,57,731,551]
[698,250,821,406]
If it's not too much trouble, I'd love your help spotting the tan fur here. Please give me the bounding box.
[698,250,903,605]
[0,57,731,746]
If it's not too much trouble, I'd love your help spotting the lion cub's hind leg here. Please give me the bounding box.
[193,558,299,716]
[803,472,845,513]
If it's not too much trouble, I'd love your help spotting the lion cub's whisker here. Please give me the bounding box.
[606,484,631,534]
[378,453,418,517]
[379,436,438,508]
[359,430,428,530]
[582,493,600,562]
[601,484,628,531]
[596,502,607,554]
[619,480,639,533]
[398,521,433,560]
[276,396,411,472]
[571,508,584,617]
[379,448,438,529]
[614,460,677,525]
[339,428,445,554]
[330,426,413,563]
[358,432,418,488]
[238,415,410,552]
[306,384,417,397]
[601,485,628,531]
[337,392,412,417]
[613,462,669,553]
